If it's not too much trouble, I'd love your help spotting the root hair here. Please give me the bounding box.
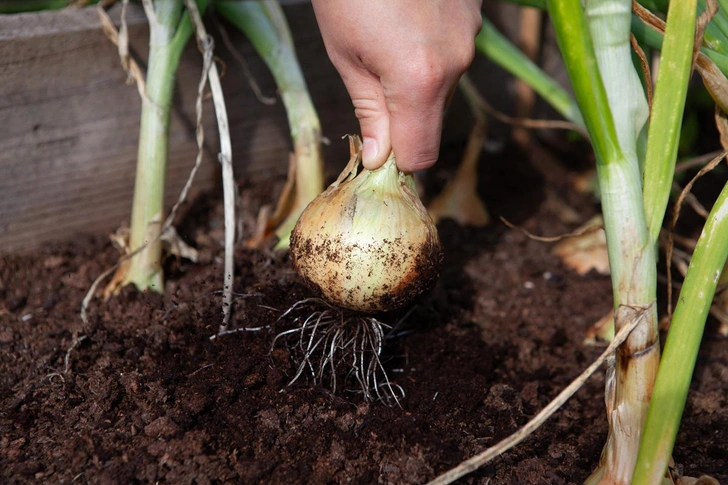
[273,298,404,406]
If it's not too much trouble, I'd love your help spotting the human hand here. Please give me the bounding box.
[311,0,482,172]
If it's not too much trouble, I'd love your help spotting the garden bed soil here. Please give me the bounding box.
[1,143,727,484]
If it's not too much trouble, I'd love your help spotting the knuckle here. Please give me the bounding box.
[352,98,385,122]
[456,42,476,72]
[402,43,475,95]
[398,54,452,100]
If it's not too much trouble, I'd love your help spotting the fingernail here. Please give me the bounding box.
[362,137,379,166]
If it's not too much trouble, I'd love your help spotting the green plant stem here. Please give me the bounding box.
[125,0,187,292]
[633,182,728,485]
[719,0,728,27]
[547,0,622,162]
[585,166,658,485]
[700,0,728,51]
[548,1,660,484]
[585,3,657,483]
[475,16,583,127]
[587,0,649,166]
[631,13,728,77]
[497,0,728,79]
[631,1,697,481]
[215,0,324,248]
[642,0,697,244]
[704,48,728,78]
[700,12,728,55]
[630,7,728,119]
[493,0,667,14]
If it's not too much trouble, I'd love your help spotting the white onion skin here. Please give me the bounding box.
[290,153,443,312]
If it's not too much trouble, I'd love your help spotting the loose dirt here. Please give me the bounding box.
[1,143,726,484]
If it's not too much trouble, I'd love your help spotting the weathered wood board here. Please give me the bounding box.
[0,2,357,253]
[0,2,563,254]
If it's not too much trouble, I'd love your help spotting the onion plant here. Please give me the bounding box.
[215,0,324,249]
[632,3,728,482]
[110,0,208,293]
[545,0,718,482]
[475,15,584,129]
[548,4,655,484]
[485,0,728,480]
[635,178,728,484]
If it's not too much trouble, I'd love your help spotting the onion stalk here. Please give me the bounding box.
[547,0,695,482]
[110,0,207,293]
[634,181,728,485]
[711,262,728,335]
[475,15,583,128]
[215,0,324,249]
[527,0,718,481]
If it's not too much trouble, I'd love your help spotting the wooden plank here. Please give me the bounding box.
[0,3,358,253]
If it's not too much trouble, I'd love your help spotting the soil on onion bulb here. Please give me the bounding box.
[1,142,727,484]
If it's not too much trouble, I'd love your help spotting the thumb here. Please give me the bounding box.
[343,73,392,170]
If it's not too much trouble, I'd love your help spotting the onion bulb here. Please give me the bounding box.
[290,136,443,312]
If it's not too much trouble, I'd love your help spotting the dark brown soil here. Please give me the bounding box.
[1,144,727,484]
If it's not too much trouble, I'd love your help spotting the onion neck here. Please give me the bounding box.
[360,151,422,197]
